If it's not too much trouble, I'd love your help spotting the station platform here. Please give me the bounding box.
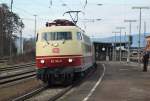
[88,61,150,101]
[58,61,150,101]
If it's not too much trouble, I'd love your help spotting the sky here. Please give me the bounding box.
[0,0,150,38]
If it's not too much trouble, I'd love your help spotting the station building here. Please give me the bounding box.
[93,41,128,61]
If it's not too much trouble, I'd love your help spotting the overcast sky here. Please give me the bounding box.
[0,0,150,38]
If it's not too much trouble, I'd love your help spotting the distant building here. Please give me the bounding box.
[91,33,150,48]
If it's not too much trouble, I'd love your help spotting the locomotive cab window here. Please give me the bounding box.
[41,32,72,41]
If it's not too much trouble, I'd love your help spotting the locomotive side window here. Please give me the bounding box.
[36,33,39,41]
[42,32,72,41]
[77,32,82,40]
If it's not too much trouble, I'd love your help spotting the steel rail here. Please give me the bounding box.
[0,62,35,71]
[0,68,36,79]
[48,86,72,101]
[12,65,97,101]
[12,84,48,101]
[0,71,36,85]
[48,66,97,101]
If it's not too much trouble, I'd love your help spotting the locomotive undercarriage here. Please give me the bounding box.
[37,67,75,85]
[36,63,97,85]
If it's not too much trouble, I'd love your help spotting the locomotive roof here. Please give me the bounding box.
[38,25,84,33]
[38,19,85,33]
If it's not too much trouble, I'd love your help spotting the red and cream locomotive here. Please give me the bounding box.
[36,19,96,84]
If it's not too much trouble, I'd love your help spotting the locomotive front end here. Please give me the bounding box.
[36,20,84,84]
[36,29,83,69]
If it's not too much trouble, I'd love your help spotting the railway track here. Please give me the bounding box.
[12,84,72,101]
[0,70,36,85]
[12,84,48,101]
[0,62,36,86]
[0,62,35,72]
[0,57,8,64]
[12,66,97,101]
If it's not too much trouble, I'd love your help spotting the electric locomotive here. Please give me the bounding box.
[36,19,96,85]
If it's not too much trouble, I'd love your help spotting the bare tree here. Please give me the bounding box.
[0,3,24,57]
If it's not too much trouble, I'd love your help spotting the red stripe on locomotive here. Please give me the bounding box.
[36,55,92,68]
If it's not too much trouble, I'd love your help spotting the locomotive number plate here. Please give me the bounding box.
[51,59,62,63]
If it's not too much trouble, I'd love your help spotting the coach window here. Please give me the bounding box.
[77,32,82,40]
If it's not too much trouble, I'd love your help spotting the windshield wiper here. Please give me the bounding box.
[45,38,50,45]
[62,39,65,44]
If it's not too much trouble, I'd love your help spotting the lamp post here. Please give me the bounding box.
[9,0,13,59]
[112,31,120,61]
[97,3,103,6]
[143,21,147,47]
[124,20,136,63]
[33,14,37,44]
[132,6,150,64]
[19,19,23,54]
[0,4,4,57]
[116,27,126,62]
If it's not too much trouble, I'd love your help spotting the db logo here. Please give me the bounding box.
[52,48,59,53]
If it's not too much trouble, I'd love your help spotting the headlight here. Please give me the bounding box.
[40,60,45,64]
[68,58,73,63]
